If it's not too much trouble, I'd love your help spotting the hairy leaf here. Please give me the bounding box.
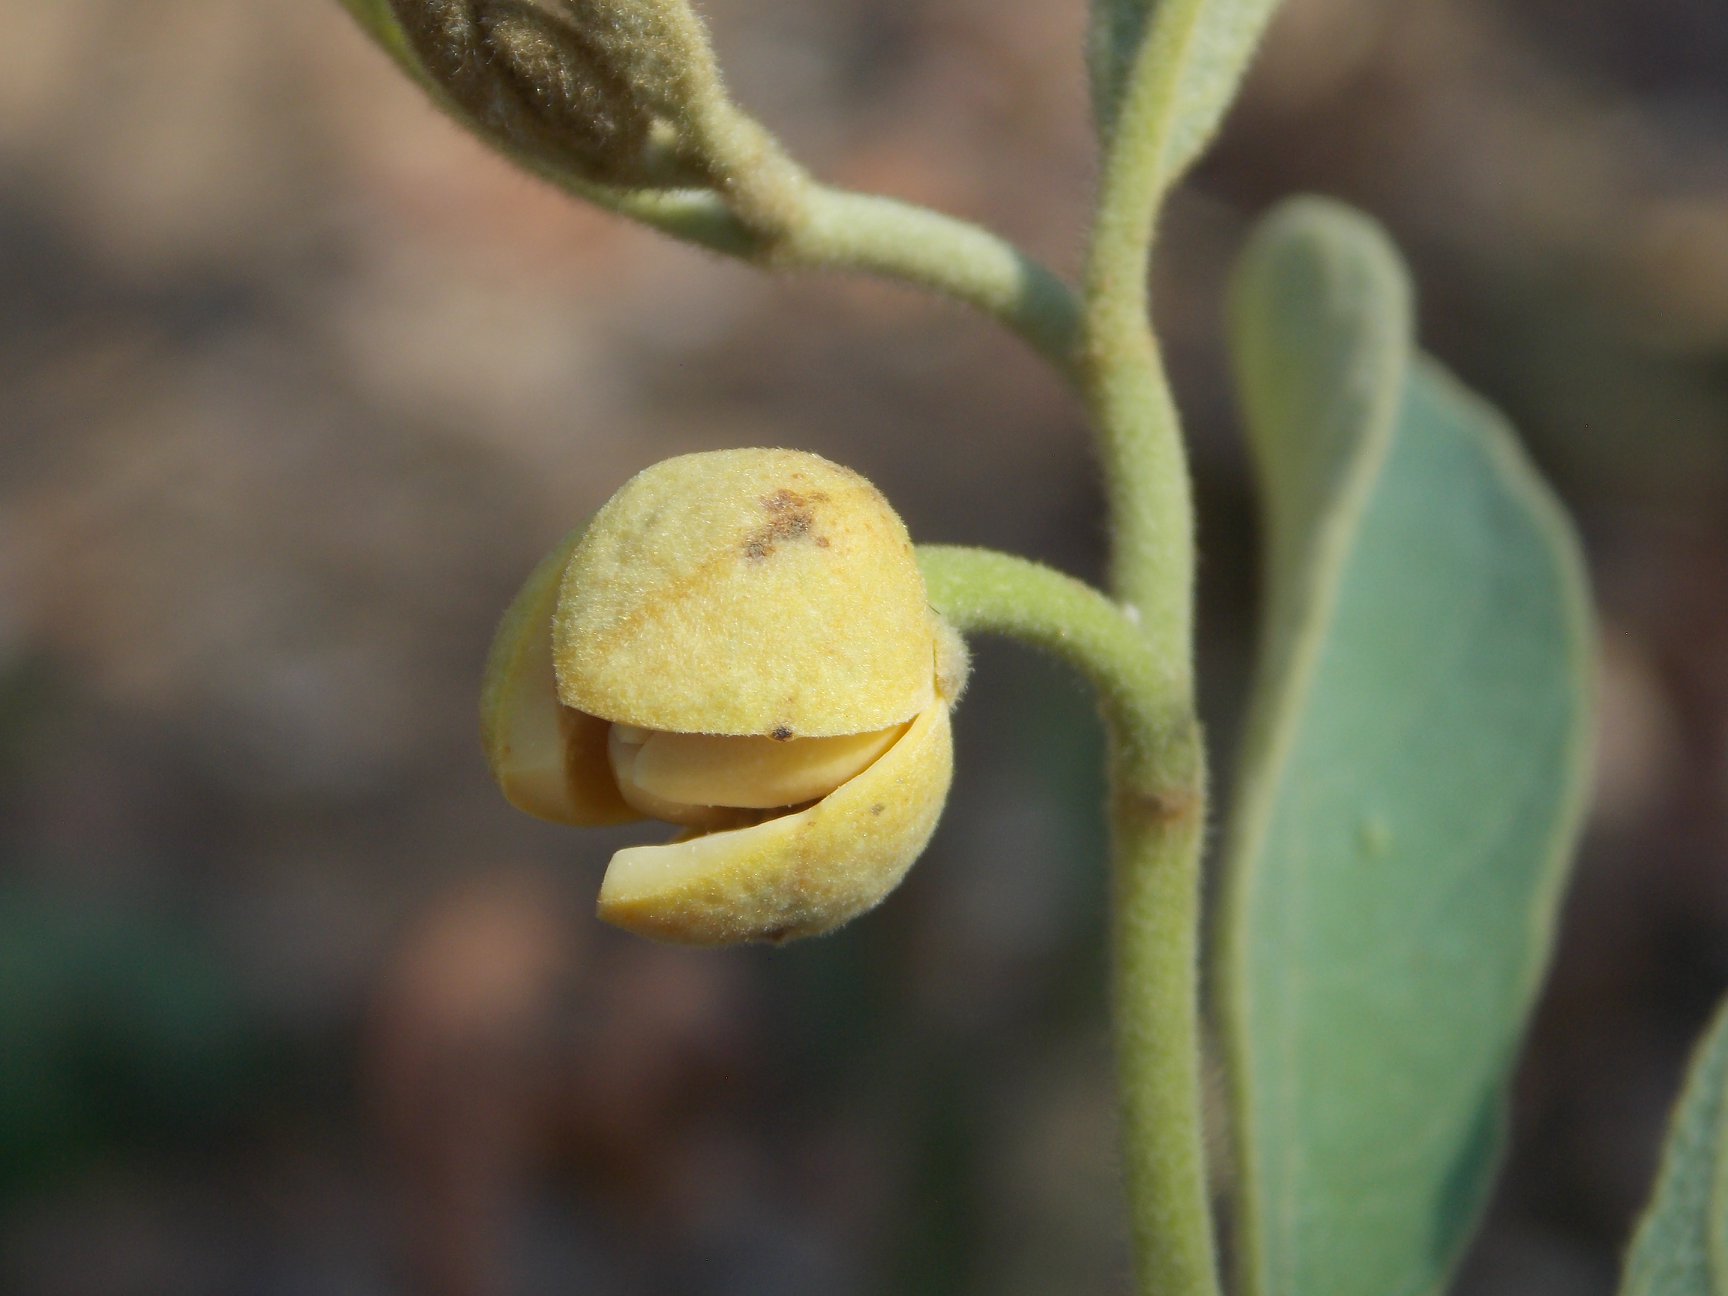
[1218,198,1595,1296]
[1089,0,1281,185]
[1621,999,1728,1296]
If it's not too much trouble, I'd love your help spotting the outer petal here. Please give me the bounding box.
[597,701,953,944]
[480,529,639,825]
[554,449,936,737]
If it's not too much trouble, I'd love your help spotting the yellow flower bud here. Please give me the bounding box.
[481,449,966,945]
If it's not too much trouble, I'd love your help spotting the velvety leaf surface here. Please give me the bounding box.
[1089,0,1281,184]
[1621,999,1728,1296]
[1218,199,1594,1296]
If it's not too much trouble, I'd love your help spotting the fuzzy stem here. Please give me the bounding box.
[920,544,1213,1296]
[336,3,1086,376]
[775,187,1084,385]
[1079,6,1218,1293]
[917,546,1161,736]
[1108,720,1211,1296]
[1082,62,1195,670]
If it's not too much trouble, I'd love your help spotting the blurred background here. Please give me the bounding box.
[2,0,1726,1292]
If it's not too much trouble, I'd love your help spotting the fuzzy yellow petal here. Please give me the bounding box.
[597,702,953,944]
[554,449,936,737]
[479,529,638,826]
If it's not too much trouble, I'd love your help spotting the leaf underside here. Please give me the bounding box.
[1620,999,1728,1296]
[1218,198,1595,1296]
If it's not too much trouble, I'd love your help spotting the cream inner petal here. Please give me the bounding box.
[608,722,907,820]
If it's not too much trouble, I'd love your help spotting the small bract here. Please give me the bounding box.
[481,449,966,945]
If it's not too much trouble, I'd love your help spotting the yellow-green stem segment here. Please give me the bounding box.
[334,1,1086,382]
[918,547,1215,1296]
[1079,1,1221,1287]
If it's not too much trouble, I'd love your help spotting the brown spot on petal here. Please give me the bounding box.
[762,486,828,509]
[742,490,821,560]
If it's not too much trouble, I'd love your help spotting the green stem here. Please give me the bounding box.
[580,169,1091,380]
[1081,333,1195,678]
[593,175,1086,382]
[665,101,1087,379]
[775,187,1084,386]
[918,546,1213,1296]
[917,546,1163,742]
[1078,8,1217,1295]
[1108,721,1211,1296]
[1085,340,1217,1294]
[340,4,1084,380]
[1082,37,1196,665]
[683,116,1087,381]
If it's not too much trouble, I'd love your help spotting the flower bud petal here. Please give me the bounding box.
[614,723,906,810]
[597,701,953,945]
[555,449,936,737]
[483,450,964,945]
[480,527,638,825]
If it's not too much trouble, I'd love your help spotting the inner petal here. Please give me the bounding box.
[609,722,907,814]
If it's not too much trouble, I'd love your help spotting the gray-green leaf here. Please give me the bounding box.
[1088,0,1281,185]
[1621,998,1728,1296]
[1217,198,1595,1296]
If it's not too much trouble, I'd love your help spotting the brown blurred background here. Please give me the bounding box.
[2,1,1725,1293]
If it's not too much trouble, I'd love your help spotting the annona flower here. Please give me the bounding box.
[481,449,965,945]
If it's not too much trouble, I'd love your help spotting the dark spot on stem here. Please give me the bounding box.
[1122,784,1201,826]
